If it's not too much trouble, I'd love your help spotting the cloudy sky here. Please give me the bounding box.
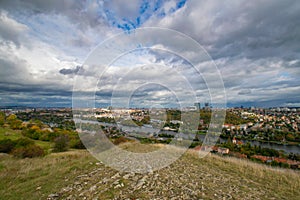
[0,0,300,108]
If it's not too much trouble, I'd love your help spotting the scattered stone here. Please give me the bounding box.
[47,148,289,200]
[123,174,130,179]
[101,177,109,184]
[112,179,120,185]
[89,185,97,192]
[61,187,72,193]
[135,179,146,190]
[47,193,59,199]
[79,192,84,197]
[111,173,120,179]
[77,174,88,178]
[74,181,81,185]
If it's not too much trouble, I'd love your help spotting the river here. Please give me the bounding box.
[76,119,300,154]
[219,138,300,154]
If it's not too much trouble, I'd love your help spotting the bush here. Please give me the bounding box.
[53,135,69,152]
[0,138,42,156]
[21,126,42,140]
[189,141,202,148]
[0,111,5,126]
[12,145,45,158]
[7,114,22,129]
[10,120,22,130]
[250,157,263,163]
[39,131,51,141]
[15,138,34,148]
[69,139,86,149]
[113,136,129,145]
[279,162,290,168]
[0,139,16,153]
[260,148,279,157]
[139,137,156,144]
[270,160,279,167]
[47,132,60,141]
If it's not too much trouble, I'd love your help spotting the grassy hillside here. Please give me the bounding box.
[0,127,19,140]
[0,143,299,200]
[0,150,96,200]
[0,127,53,153]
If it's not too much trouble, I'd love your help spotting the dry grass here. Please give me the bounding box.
[0,150,97,200]
[183,149,300,199]
[118,141,163,153]
[0,144,299,200]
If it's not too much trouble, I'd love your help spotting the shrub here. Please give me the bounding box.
[113,136,129,145]
[47,132,60,141]
[270,160,279,167]
[7,114,22,129]
[250,157,263,163]
[139,137,151,144]
[12,145,45,158]
[0,139,16,153]
[15,138,34,148]
[260,148,279,157]
[53,135,69,152]
[189,141,202,148]
[21,126,42,140]
[39,131,51,141]
[69,139,86,149]
[0,138,41,156]
[0,111,5,126]
[279,162,290,168]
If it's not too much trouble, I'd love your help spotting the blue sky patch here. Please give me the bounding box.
[104,0,187,32]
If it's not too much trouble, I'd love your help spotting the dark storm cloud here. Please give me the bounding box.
[0,56,30,84]
[59,66,82,75]
[0,0,105,28]
[0,82,71,97]
[238,89,251,95]
[147,0,300,62]
[1,0,300,107]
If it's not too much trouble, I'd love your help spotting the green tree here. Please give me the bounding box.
[0,139,16,153]
[12,145,44,158]
[286,133,295,141]
[6,114,17,123]
[0,111,5,126]
[53,135,69,152]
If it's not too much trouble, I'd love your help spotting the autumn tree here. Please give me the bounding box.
[7,114,22,129]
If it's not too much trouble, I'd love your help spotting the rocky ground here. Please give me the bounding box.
[46,144,300,200]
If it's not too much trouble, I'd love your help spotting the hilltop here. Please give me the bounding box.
[1,142,299,200]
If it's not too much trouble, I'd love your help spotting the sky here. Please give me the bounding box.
[0,0,300,108]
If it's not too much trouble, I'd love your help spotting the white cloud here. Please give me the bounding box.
[0,1,300,107]
[0,10,28,47]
